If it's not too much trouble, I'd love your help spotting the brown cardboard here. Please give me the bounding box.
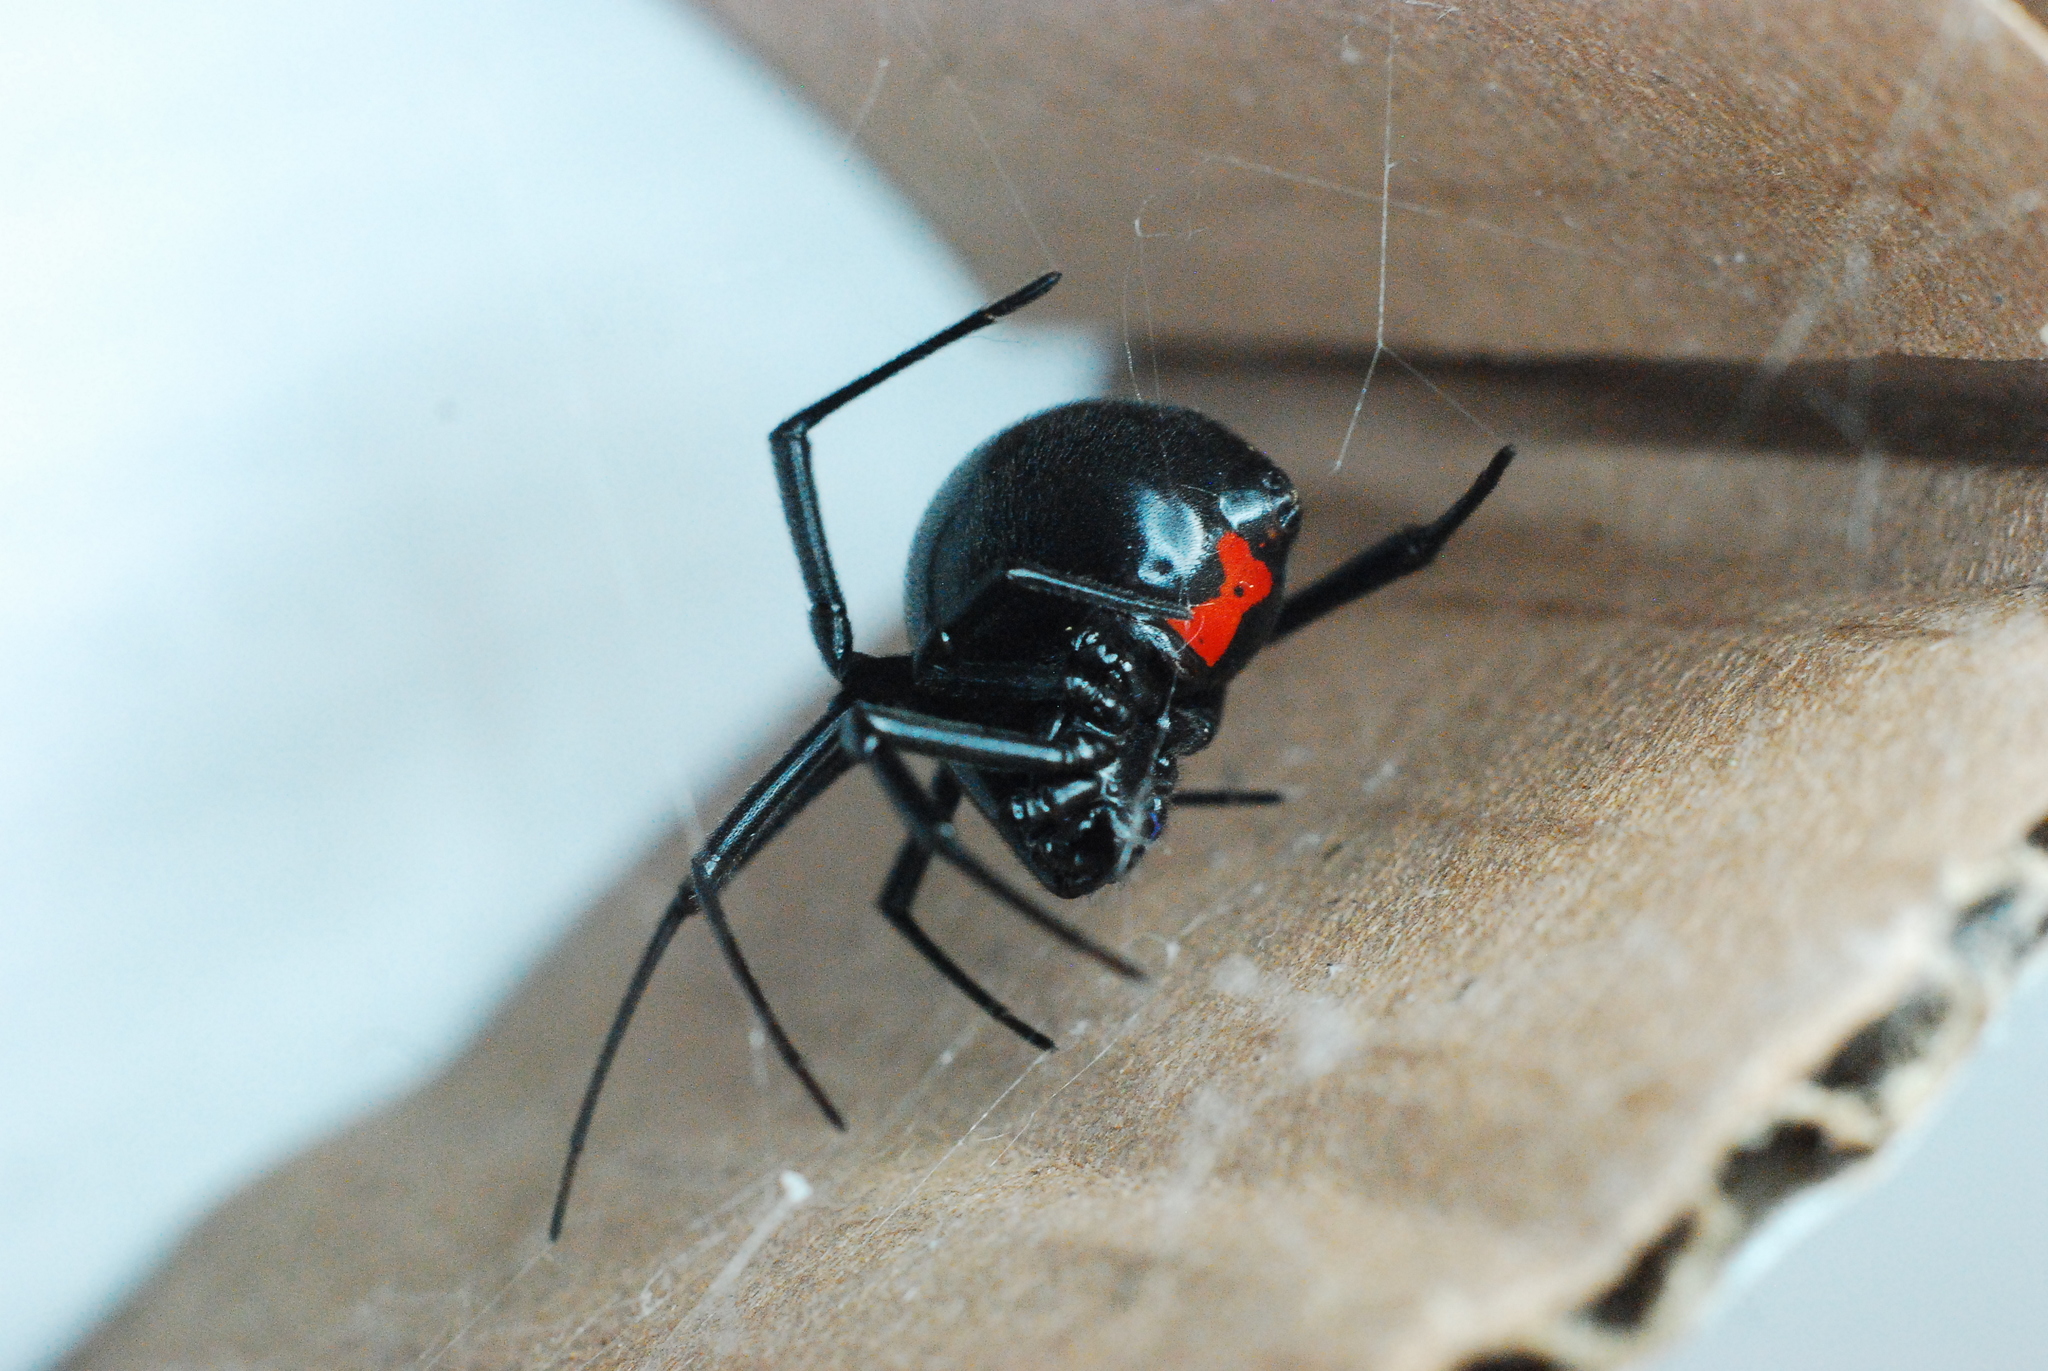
[69,367,2048,1369]
[695,0,2048,361]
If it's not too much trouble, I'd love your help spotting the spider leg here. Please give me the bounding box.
[875,769,1056,1051]
[860,700,1107,771]
[1175,789,1285,805]
[843,711,1147,981]
[914,564,1188,691]
[874,765,959,918]
[691,854,845,1130]
[770,273,1060,679]
[550,701,858,1241]
[1000,565,1186,622]
[1274,443,1515,639]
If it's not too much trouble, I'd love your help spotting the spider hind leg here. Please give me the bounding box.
[549,703,858,1241]
[692,854,846,1132]
[844,706,1146,981]
[874,768,1055,1051]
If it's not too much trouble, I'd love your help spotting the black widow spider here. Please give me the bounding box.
[548,272,1512,1238]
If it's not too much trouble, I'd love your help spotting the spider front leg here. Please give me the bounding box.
[1275,443,1515,638]
[768,274,1060,679]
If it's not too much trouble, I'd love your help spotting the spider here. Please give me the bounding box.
[548,272,1513,1238]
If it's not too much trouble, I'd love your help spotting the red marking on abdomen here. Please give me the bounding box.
[1168,531,1273,667]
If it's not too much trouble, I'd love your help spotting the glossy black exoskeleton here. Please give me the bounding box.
[549,273,1513,1237]
[906,399,1302,899]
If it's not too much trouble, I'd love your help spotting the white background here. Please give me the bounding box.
[2,3,2043,1369]
[0,3,1094,1363]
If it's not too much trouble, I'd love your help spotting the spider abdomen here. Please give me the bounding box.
[906,398,1302,689]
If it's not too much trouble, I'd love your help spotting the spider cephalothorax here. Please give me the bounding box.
[548,272,1513,1238]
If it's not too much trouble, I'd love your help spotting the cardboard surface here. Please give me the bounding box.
[697,0,2048,361]
[70,369,2048,1369]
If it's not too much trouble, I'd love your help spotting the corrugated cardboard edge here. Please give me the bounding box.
[1450,834,2048,1371]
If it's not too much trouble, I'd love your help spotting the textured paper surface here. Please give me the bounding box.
[69,369,2048,1369]
[695,0,2048,360]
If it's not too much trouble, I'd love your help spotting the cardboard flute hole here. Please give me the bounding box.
[1457,1354,1571,1371]
[1579,1213,1698,1333]
[1810,992,1953,1097]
